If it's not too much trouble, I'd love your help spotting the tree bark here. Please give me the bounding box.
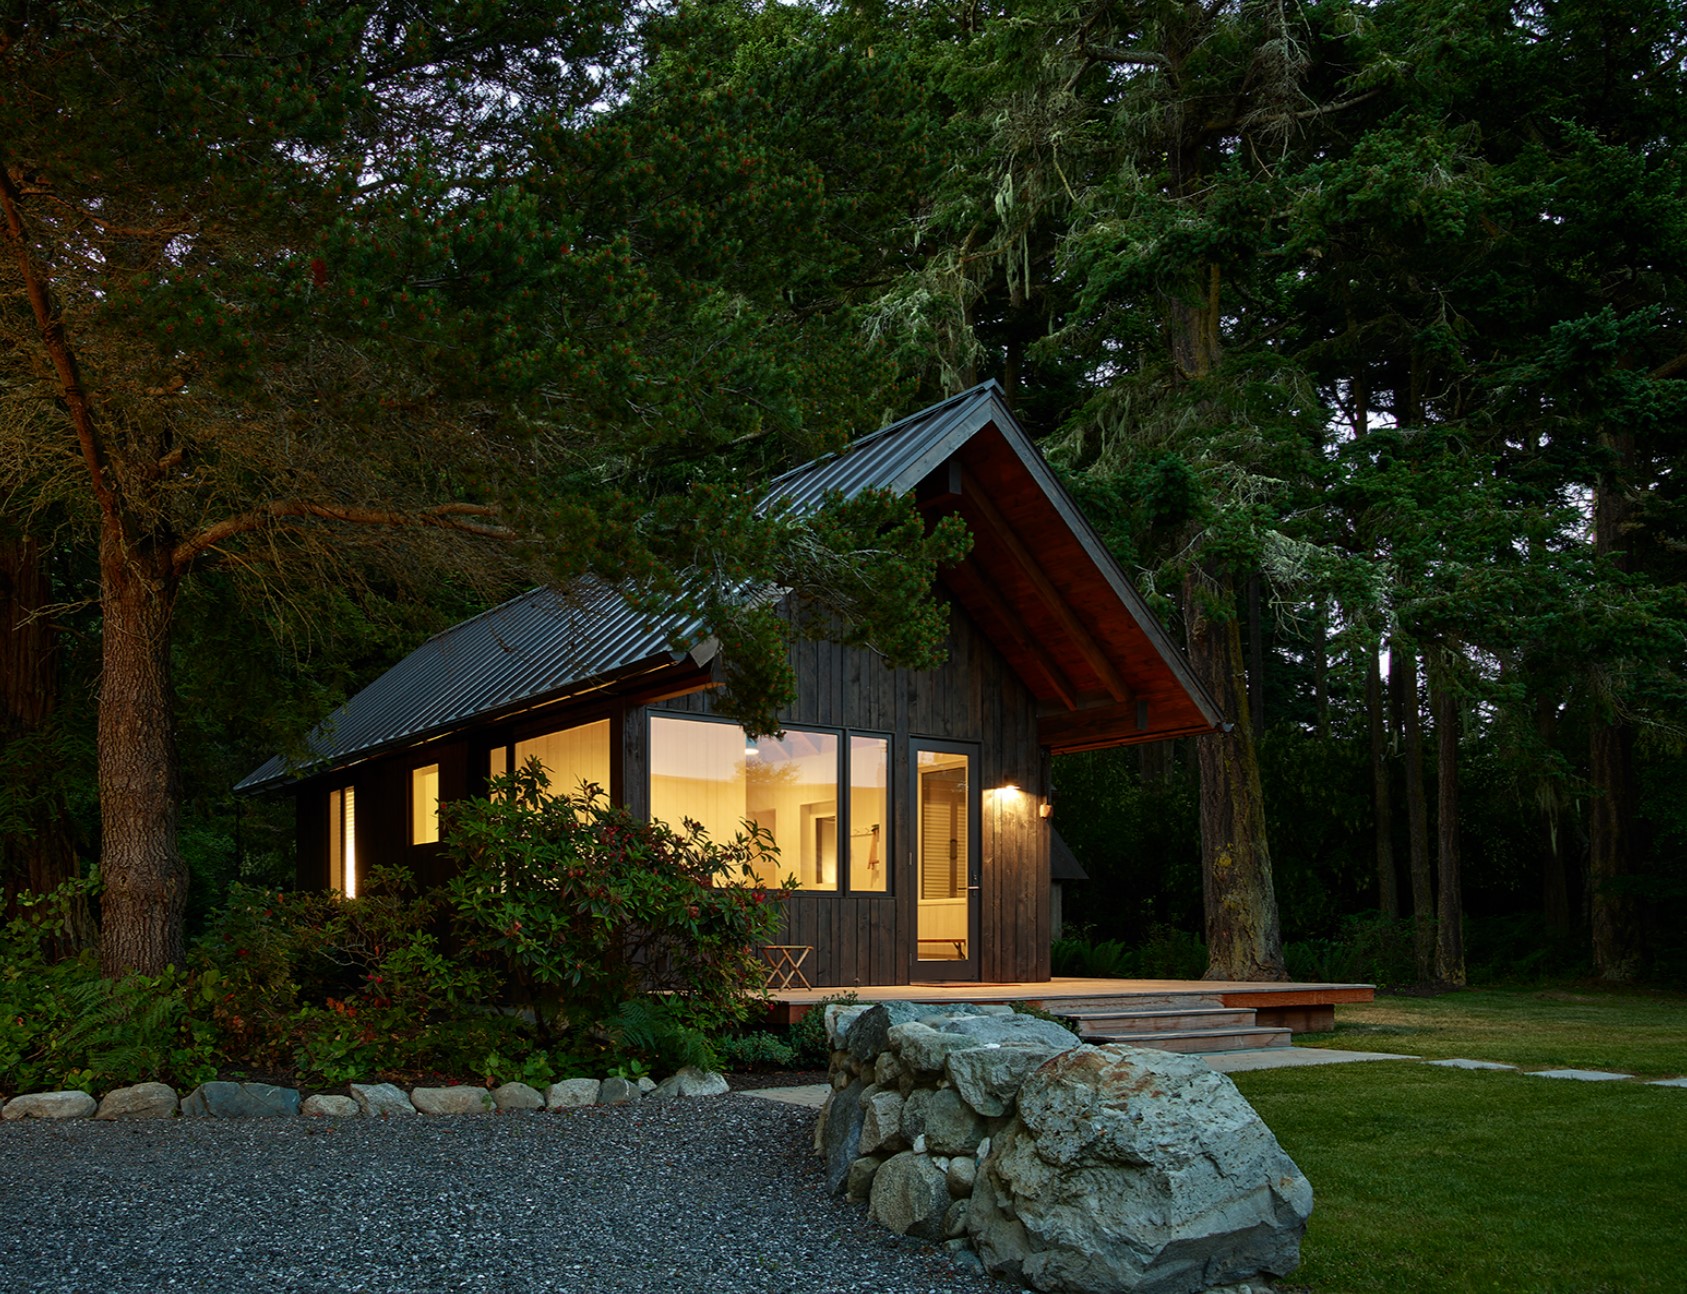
[1588,428,1643,981]
[1588,717,1640,981]
[1429,647,1465,987]
[1184,567,1287,981]
[1246,573,1265,738]
[0,535,92,951]
[1393,643,1434,980]
[1366,647,1397,917]
[96,522,187,975]
[1535,692,1571,936]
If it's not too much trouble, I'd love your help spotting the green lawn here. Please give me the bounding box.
[1299,985,1687,1078]
[1226,987,1687,1293]
[1235,1063,1686,1293]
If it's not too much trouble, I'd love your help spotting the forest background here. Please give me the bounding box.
[4,0,1686,994]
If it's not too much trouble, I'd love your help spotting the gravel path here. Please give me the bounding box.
[0,1096,997,1294]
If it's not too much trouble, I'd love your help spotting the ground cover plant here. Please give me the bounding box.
[1235,1061,1686,1294]
[0,774,787,1094]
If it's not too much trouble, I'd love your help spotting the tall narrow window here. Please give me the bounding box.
[916,750,969,959]
[328,785,357,898]
[849,736,889,893]
[411,764,440,845]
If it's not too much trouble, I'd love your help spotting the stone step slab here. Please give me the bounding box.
[1080,1027,1293,1054]
[1072,1008,1258,1034]
[1032,994,1228,1014]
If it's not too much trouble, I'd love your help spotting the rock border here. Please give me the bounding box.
[0,1064,731,1123]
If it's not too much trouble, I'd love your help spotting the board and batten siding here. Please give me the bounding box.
[639,597,1050,987]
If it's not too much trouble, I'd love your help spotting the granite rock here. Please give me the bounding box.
[968,1044,1312,1294]
[95,1082,177,1121]
[857,1087,906,1156]
[869,1150,951,1241]
[411,1086,494,1116]
[181,1082,300,1119]
[491,1081,545,1111]
[546,1078,601,1109]
[820,1078,867,1194]
[650,1067,730,1099]
[350,1082,415,1117]
[946,1043,1064,1118]
[598,1076,641,1106]
[922,1087,986,1156]
[301,1094,359,1118]
[3,1090,96,1121]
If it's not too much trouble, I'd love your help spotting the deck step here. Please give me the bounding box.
[1031,993,1227,1013]
[1069,1007,1258,1034]
[1081,1026,1293,1054]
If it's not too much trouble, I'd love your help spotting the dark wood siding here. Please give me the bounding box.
[637,596,1049,987]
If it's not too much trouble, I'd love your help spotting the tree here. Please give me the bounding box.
[0,1,963,975]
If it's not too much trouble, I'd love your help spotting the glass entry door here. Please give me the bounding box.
[912,743,979,980]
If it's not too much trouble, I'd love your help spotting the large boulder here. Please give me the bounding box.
[181,1082,299,1118]
[946,1044,1064,1118]
[844,1003,925,1064]
[95,1082,178,1121]
[868,1150,951,1240]
[932,1012,1080,1052]
[922,1088,986,1156]
[886,1022,978,1075]
[820,1078,868,1194]
[3,1090,96,1121]
[968,1045,1312,1294]
[857,1087,905,1156]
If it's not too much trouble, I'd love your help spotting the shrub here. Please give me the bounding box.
[716,1029,799,1070]
[1284,913,1418,988]
[442,765,788,1044]
[789,991,857,1066]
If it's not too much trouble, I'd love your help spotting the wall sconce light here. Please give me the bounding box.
[1039,799,1053,819]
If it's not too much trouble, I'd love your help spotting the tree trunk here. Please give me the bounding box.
[1589,429,1643,981]
[1393,643,1434,980]
[1535,693,1571,936]
[0,534,92,952]
[96,521,187,976]
[1366,647,1397,917]
[1184,567,1287,981]
[1429,647,1465,987]
[1246,573,1265,738]
[1588,717,1640,981]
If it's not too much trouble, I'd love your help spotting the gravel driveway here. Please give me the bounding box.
[0,1095,997,1293]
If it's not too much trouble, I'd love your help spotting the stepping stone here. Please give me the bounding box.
[1427,1058,1517,1071]
[1646,1077,1687,1088]
[1526,1068,1631,1082]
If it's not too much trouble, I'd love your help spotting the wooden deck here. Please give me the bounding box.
[766,976,1374,1043]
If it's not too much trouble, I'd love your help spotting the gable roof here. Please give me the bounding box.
[239,382,1221,793]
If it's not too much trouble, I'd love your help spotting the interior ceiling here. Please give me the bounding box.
[918,424,1218,755]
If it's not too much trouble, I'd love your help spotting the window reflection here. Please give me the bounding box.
[649,716,839,889]
[849,736,888,893]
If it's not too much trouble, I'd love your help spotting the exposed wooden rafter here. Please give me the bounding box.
[943,558,1082,710]
[954,467,1133,704]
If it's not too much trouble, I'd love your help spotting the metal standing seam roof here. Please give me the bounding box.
[239,381,1216,793]
[235,580,708,793]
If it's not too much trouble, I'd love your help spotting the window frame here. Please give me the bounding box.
[644,710,895,897]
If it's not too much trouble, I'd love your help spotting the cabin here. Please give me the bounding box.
[238,383,1222,987]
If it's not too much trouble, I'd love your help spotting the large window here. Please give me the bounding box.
[328,785,357,897]
[650,716,844,889]
[916,749,970,959]
[513,718,612,800]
